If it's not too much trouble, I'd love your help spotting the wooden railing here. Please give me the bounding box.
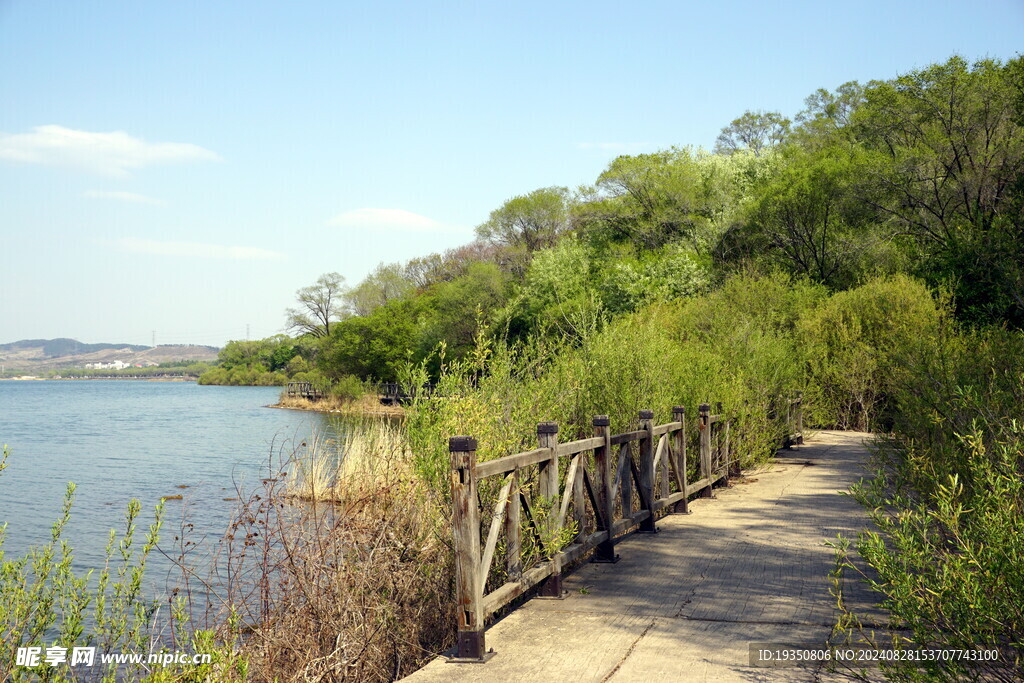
[285,380,325,400]
[377,382,436,405]
[448,403,734,661]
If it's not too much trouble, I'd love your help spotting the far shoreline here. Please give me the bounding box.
[0,376,199,382]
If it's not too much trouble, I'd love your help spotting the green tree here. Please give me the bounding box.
[346,262,414,316]
[850,56,1024,325]
[285,272,348,338]
[792,81,865,143]
[580,148,720,251]
[502,238,603,341]
[476,187,573,273]
[747,147,876,288]
[319,299,423,381]
[419,262,510,361]
[714,110,791,157]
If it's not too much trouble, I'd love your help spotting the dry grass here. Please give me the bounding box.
[273,394,406,418]
[285,421,411,504]
[197,420,455,681]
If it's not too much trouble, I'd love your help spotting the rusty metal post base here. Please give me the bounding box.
[447,630,496,663]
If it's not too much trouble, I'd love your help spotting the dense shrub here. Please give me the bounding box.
[797,274,944,430]
[833,327,1024,680]
[406,271,814,493]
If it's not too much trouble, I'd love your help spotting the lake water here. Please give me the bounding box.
[0,380,346,603]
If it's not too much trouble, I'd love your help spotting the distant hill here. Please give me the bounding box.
[0,338,220,372]
[0,338,150,357]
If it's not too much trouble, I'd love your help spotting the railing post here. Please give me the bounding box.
[699,403,714,498]
[658,416,670,504]
[537,422,563,598]
[505,468,521,581]
[449,436,491,661]
[672,405,689,514]
[620,440,633,516]
[715,402,725,482]
[784,394,793,449]
[796,391,804,444]
[592,415,618,562]
[638,409,657,533]
[726,414,738,478]
[573,448,585,545]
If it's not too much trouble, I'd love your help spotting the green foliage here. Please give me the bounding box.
[797,274,944,430]
[476,186,573,273]
[501,238,605,342]
[848,56,1024,326]
[198,335,297,386]
[791,81,865,146]
[517,495,578,566]
[580,147,737,252]
[418,261,510,364]
[197,365,287,387]
[831,327,1024,680]
[329,374,369,401]
[714,110,791,157]
[318,299,423,382]
[600,244,711,313]
[745,145,887,288]
[406,272,817,492]
[345,262,415,317]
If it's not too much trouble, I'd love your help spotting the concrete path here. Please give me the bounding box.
[406,431,882,682]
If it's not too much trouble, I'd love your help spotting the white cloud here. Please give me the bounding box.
[114,238,284,261]
[326,207,467,233]
[82,190,166,206]
[575,142,652,152]
[0,125,221,176]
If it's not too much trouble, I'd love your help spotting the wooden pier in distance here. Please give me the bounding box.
[285,381,325,401]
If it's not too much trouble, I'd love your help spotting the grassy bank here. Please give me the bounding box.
[271,393,406,418]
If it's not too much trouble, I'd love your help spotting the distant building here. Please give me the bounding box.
[85,360,131,370]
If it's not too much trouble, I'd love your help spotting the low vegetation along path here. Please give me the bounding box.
[407,431,879,682]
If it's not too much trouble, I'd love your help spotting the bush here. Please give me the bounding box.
[832,327,1024,680]
[797,274,944,430]
[406,272,815,493]
[330,374,368,401]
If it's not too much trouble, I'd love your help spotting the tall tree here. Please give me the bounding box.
[476,187,572,272]
[579,148,743,252]
[285,272,348,338]
[851,56,1024,324]
[346,262,414,317]
[749,147,874,288]
[714,110,791,156]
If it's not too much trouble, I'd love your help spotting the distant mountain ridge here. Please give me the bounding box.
[0,338,220,372]
[0,338,151,357]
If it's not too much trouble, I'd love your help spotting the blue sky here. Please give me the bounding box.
[1,0,1021,347]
